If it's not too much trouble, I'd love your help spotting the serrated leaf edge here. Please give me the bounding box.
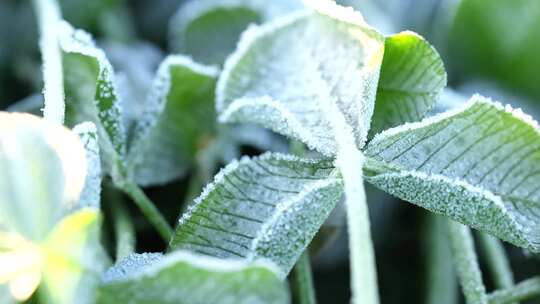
[370,94,540,148]
[216,11,309,113]
[105,250,281,283]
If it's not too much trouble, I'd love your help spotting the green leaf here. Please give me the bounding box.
[0,112,87,241]
[449,0,540,100]
[102,41,163,135]
[98,251,289,304]
[40,209,107,304]
[364,95,540,252]
[217,2,385,156]
[127,55,218,186]
[169,0,304,65]
[169,152,342,276]
[58,21,126,180]
[369,31,446,137]
[73,122,102,210]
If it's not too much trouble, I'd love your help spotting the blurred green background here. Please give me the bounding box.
[2,0,540,303]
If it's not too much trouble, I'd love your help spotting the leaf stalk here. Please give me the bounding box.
[292,251,317,304]
[32,0,65,123]
[117,180,173,242]
[447,220,488,304]
[488,276,540,304]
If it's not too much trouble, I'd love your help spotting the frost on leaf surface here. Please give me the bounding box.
[169,152,342,276]
[73,122,101,210]
[127,55,218,186]
[0,112,86,241]
[98,251,289,304]
[169,0,304,65]
[58,21,126,178]
[103,41,163,136]
[369,31,446,138]
[102,253,163,283]
[217,2,385,156]
[364,95,540,251]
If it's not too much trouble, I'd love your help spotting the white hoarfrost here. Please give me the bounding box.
[33,0,65,123]
[57,21,126,162]
[216,3,385,304]
[172,152,342,276]
[364,95,540,251]
[99,251,289,304]
[217,6,384,155]
[127,54,218,186]
[73,122,101,210]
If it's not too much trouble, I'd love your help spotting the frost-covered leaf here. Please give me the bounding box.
[98,251,289,304]
[0,112,86,241]
[127,55,218,186]
[103,41,163,136]
[58,21,126,179]
[170,152,342,276]
[169,0,304,65]
[364,95,540,251]
[102,253,163,283]
[73,122,102,210]
[217,2,385,156]
[40,209,107,304]
[369,31,446,137]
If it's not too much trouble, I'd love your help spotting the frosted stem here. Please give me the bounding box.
[477,232,515,291]
[488,276,540,304]
[337,149,379,304]
[447,220,488,304]
[32,0,65,123]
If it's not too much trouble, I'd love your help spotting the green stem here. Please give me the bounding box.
[292,251,317,304]
[477,232,515,291]
[447,220,488,304]
[425,215,457,304]
[488,277,540,304]
[32,0,65,123]
[112,199,135,261]
[118,180,173,242]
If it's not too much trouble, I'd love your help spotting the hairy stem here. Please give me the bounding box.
[292,251,317,304]
[477,232,515,292]
[425,215,457,304]
[118,180,173,242]
[488,276,540,304]
[32,0,65,123]
[447,220,488,304]
[338,150,379,304]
